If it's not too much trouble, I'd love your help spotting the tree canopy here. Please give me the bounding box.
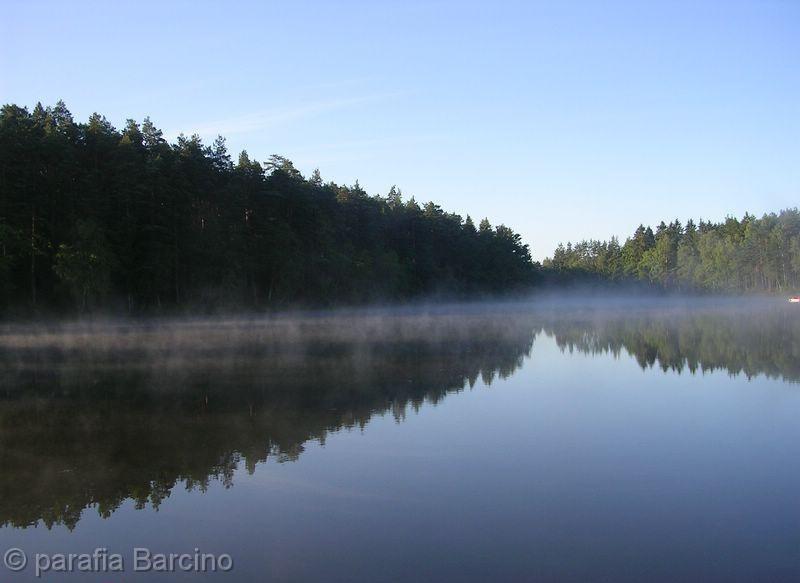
[0,102,536,314]
[545,210,800,293]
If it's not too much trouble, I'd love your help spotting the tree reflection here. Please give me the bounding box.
[0,314,535,529]
[542,304,800,382]
[1,304,798,530]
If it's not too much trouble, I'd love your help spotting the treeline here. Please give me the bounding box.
[0,101,535,314]
[545,210,800,292]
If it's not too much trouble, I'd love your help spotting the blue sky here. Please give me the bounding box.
[1,0,798,259]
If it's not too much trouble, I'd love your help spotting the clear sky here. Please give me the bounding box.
[1,0,798,259]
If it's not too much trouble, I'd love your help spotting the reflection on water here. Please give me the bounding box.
[0,313,535,529]
[541,304,800,381]
[1,300,799,581]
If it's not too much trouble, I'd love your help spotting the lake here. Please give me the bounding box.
[1,299,799,582]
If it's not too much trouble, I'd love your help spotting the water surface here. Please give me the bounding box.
[1,301,799,581]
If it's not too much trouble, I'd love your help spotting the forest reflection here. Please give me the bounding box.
[0,302,797,530]
[0,313,535,530]
[539,302,800,382]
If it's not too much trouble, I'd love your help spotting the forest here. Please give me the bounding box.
[0,101,535,314]
[545,209,800,292]
[2,101,798,316]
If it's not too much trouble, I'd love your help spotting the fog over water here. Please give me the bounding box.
[1,298,799,582]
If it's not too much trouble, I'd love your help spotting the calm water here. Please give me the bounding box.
[1,300,800,582]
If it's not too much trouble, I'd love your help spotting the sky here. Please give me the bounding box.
[1,0,798,259]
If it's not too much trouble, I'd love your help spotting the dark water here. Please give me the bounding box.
[1,301,800,582]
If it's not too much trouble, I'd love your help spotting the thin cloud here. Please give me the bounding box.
[165,94,397,140]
